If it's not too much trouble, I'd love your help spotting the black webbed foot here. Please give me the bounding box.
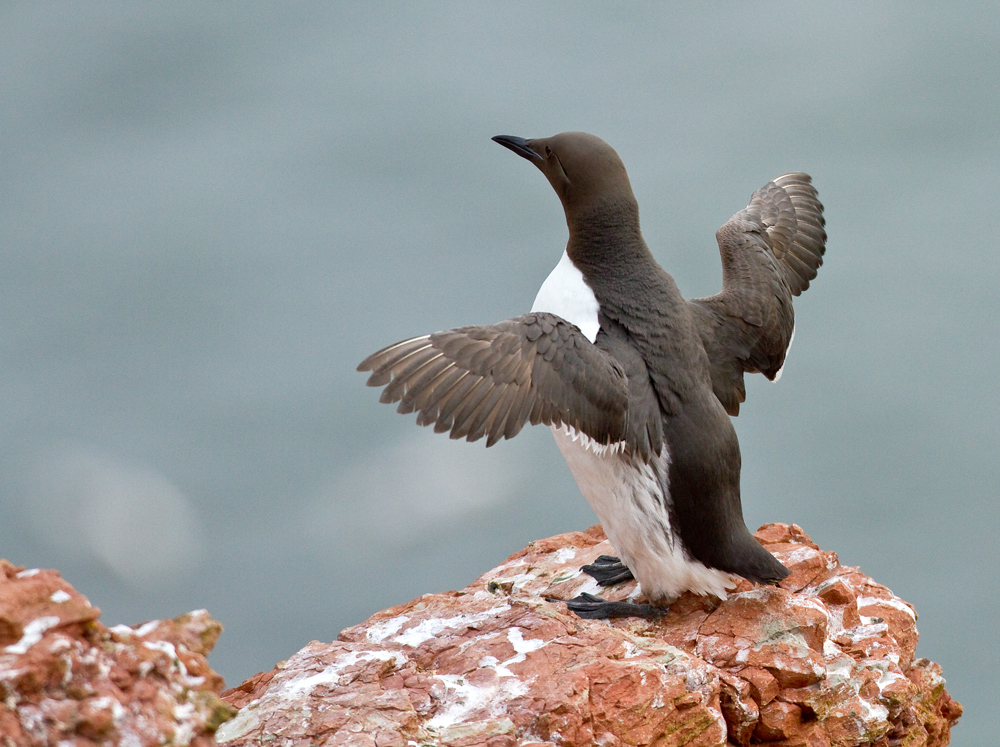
[580,555,635,586]
[551,592,664,619]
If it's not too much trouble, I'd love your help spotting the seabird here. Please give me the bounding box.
[358,132,826,618]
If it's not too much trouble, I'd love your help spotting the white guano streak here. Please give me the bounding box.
[5,616,61,654]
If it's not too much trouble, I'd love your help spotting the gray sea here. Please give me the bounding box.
[2,3,996,741]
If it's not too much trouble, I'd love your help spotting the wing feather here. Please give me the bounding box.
[358,312,635,452]
[690,173,826,415]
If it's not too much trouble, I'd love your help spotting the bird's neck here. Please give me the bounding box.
[565,197,651,273]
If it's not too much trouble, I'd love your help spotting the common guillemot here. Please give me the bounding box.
[358,132,826,618]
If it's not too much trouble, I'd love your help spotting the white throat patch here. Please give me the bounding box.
[531,251,600,342]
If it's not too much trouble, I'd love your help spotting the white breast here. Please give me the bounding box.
[531,251,600,342]
[551,425,737,604]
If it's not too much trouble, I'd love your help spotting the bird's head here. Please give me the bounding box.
[492,132,637,225]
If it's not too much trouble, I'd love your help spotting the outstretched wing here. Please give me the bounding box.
[358,312,641,452]
[689,173,826,415]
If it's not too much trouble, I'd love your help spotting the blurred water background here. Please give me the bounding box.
[2,3,997,742]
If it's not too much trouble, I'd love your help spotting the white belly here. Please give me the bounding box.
[551,425,736,604]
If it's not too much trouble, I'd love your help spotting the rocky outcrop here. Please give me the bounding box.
[0,524,962,747]
[0,559,234,746]
[218,524,961,747]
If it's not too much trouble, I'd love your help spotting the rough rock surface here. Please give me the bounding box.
[217,524,961,747]
[0,559,235,746]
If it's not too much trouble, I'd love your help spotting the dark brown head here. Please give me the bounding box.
[492,132,638,226]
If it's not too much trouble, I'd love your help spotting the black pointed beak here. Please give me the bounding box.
[492,135,543,162]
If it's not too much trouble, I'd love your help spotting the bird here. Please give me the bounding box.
[358,132,826,619]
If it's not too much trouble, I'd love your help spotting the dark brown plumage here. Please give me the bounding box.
[359,313,629,449]
[358,132,827,616]
[690,173,826,414]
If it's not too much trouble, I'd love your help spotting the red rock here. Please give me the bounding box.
[768,722,833,747]
[0,560,234,746]
[740,666,780,706]
[217,525,961,747]
[718,671,759,746]
[696,586,829,688]
[812,576,856,607]
[755,700,804,740]
[0,559,100,645]
[754,523,813,545]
